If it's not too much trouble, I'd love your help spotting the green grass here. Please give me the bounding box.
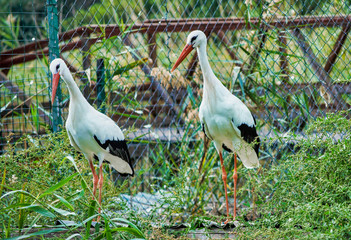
[0,109,350,239]
[148,112,351,239]
[0,131,146,239]
[235,112,351,239]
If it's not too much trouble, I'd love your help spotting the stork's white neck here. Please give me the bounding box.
[61,68,90,108]
[196,43,227,102]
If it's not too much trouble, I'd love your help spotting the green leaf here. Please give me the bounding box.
[0,167,6,196]
[238,75,246,99]
[85,200,97,239]
[19,205,55,218]
[3,220,11,238]
[30,104,39,132]
[49,205,76,216]
[80,178,87,190]
[112,112,145,120]
[112,227,144,238]
[54,194,75,211]
[261,48,302,59]
[1,190,37,201]
[94,227,146,240]
[4,203,30,210]
[71,189,85,201]
[18,184,26,231]
[111,58,148,76]
[4,228,66,240]
[111,218,145,238]
[105,217,112,240]
[82,214,99,225]
[64,155,81,174]
[15,17,20,40]
[39,173,78,198]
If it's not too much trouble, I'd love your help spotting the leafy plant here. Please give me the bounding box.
[0,14,20,51]
[236,112,351,239]
[0,132,146,239]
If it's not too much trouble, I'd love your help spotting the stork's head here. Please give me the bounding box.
[186,30,207,48]
[171,30,207,72]
[49,58,67,104]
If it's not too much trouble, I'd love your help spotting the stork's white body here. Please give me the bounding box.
[199,100,259,168]
[65,98,133,175]
[50,59,133,176]
[171,30,260,222]
[196,35,259,168]
[49,58,133,221]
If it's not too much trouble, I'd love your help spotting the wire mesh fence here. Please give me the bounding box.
[1,0,351,216]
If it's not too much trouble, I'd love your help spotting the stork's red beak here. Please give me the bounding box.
[51,73,60,104]
[171,44,194,72]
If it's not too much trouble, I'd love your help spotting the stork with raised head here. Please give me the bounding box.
[50,58,134,221]
[171,30,260,223]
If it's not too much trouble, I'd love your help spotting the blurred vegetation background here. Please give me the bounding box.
[1,0,350,47]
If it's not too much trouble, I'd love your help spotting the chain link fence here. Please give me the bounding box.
[1,0,351,215]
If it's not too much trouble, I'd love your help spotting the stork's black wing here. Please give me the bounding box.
[93,135,134,176]
[237,121,260,156]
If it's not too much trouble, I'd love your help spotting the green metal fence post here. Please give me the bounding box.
[96,59,106,113]
[47,0,62,132]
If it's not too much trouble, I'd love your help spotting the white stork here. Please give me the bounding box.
[50,58,134,221]
[171,30,260,223]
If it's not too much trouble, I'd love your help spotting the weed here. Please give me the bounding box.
[238,112,351,238]
[0,131,146,239]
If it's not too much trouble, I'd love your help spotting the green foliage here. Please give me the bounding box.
[1,111,350,239]
[295,0,328,15]
[241,112,351,238]
[0,131,146,239]
[0,14,20,51]
[143,113,351,239]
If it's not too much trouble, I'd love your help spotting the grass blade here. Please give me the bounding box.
[39,173,78,198]
[1,190,37,201]
[0,167,6,196]
[94,227,146,240]
[19,205,55,218]
[104,217,112,240]
[49,205,76,216]
[85,200,97,239]
[111,58,148,76]
[5,228,66,240]
[111,218,145,239]
[54,194,75,211]
[18,184,26,232]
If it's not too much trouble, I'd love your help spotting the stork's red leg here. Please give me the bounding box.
[219,152,230,224]
[233,153,238,219]
[97,165,104,222]
[89,161,98,198]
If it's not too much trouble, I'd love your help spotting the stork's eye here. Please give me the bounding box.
[56,64,60,71]
[191,35,198,44]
